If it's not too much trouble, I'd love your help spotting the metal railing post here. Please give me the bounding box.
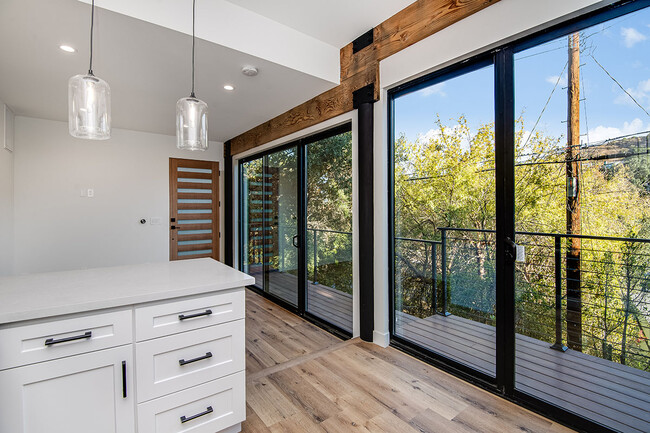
[551,235,568,352]
[431,241,437,315]
[313,229,318,284]
[439,229,450,316]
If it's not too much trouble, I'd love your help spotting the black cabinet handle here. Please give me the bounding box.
[178,309,212,321]
[180,406,213,424]
[179,351,212,366]
[292,234,299,248]
[44,331,92,346]
[122,361,127,398]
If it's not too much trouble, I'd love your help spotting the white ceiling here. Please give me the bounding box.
[225,0,415,48]
[0,0,415,142]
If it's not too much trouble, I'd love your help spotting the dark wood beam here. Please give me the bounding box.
[341,0,499,80]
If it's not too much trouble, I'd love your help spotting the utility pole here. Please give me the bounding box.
[566,32,582,352]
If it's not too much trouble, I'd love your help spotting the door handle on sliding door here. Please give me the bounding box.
[292,235,299,248]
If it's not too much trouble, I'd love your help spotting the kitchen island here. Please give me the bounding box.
[0,258,253,433]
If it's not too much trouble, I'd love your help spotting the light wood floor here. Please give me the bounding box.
[242,289,576,433]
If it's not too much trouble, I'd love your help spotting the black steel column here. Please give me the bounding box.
[354,84,375,342]
[298,145,307,314]
[495,48,516,394]
[223,141,234,266]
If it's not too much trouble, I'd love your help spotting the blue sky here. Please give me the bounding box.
[394,6,650,148]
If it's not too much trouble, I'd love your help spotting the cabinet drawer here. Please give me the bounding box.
[135,290,244,341]
[136,320,244,402]
[0,309,132,370]
[137,371,245,433]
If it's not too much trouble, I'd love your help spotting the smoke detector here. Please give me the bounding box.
[241,66,258,77]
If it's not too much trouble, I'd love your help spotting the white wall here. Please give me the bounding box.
[0,102,14,276]
[372,0,615,344]
[12,116,223,275]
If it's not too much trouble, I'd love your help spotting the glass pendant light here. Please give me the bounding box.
[68,0,111,140]
[177,0,208,151]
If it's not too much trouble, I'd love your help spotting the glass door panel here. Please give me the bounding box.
[241,147,299,306]
[266,148,299,306]
[514,8,650,432]
[392,63,497,377]
[241,158,265,288]
[306,131,353,332]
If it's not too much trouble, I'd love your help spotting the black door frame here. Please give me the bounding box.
[386,1,649,432]
[238,123,354,339]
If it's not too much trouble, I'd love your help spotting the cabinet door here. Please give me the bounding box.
[0,345,135,433]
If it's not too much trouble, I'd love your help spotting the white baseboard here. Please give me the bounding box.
[373,330,390,348]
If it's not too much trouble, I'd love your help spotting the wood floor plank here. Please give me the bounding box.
[268,411,327,433]
[247,375,299,427]
[267,367,341,424]
[365,411,422,433]
[319,408,374,433]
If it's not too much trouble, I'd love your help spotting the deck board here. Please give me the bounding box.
[396,310,650,433]
[248,268,353,332]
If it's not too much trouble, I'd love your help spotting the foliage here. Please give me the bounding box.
[394,116,650,371]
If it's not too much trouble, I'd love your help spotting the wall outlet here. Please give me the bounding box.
[87,189,94,198]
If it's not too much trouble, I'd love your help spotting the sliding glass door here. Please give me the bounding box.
[241,147,299,306]
[306,130,353,332]
[240,125,353,334]
[513,7,650,432]
[389,2,650,431]
[391,61,497,380]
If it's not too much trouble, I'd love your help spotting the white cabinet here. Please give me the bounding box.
[0,345,135,433]
[0,288,246,433]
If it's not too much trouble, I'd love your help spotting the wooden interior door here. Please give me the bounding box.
[169,158,220,261]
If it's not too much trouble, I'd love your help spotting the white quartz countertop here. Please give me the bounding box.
[0,258,255,325]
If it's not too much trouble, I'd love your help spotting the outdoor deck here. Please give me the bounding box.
[249,268,353,332]
[396,311,650,433]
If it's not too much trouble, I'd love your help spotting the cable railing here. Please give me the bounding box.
[309,228,352,286]
[395,227,650,370]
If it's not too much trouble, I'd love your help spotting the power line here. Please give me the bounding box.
[590,54,650,118]
[581,59,590,145]
[522,60,569,149]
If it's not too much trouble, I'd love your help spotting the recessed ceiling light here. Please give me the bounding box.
[224,85,235,91]
[59,45,76,53]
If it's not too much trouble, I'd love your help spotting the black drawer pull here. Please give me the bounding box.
[179,351,212,366]
[178,309,212,321]
[44,331,92,346]
[122,361,127,398]
[180,406,213,423]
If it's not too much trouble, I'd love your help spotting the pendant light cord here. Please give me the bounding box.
[88,0,95,75]
[190,0,196,98]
